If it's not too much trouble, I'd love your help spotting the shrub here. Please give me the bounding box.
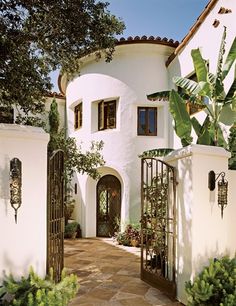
[115,223,141,247]
[64,221,78,238]
[0,267,79,306]
[185,256,236,305]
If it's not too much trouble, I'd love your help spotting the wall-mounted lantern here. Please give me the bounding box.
[208,170,228,219]
[10,158,22,223]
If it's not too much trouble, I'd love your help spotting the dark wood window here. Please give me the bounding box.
[98,100,116,130]
[0,107,14,123]
[74,103,82,129]
[138,107,157,136]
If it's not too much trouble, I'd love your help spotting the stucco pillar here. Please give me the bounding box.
[0,124,49,281]
[164,144,232,305]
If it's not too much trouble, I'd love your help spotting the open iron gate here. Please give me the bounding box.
[141,157,177,298]
[47,149,64,282]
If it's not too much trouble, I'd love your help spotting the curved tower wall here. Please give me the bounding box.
[66,43,175,237]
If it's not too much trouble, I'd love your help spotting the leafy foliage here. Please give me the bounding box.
[48,98,105,182]
[228,123,236,169]
[64,222,79,239]
[139,148,174,158]
[0,267,79,306]
[49,129,105,181]
[148,27,236,147]
[185,256,236,306]
[0,0,125,113]
[115,223,141,247]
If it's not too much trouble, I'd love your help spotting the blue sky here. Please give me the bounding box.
[107,0,209,41]
[52,0,209,91]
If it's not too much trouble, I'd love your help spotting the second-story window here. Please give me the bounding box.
[74,103,82,130]
[137,107,157,136]
[98,100,116,130]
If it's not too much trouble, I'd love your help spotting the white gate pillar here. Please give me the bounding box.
[164,144,232,304]
[0,124,49,281]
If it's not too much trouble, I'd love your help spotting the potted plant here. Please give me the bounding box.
[64,221,78,239]
[129,226,141,247]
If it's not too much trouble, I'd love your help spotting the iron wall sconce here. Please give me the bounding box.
[208,170,228,219]
[10,158,22,223]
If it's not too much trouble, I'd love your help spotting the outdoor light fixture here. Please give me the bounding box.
[10,158,22,223]
[208,170,228,219]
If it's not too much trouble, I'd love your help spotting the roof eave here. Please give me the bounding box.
[166,0,219,67]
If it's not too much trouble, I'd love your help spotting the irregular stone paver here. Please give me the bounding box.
[65,238,183,306]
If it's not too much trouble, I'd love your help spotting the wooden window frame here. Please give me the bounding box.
[137,107,157,136]
[98,100,116,131]
[74,102,82,130]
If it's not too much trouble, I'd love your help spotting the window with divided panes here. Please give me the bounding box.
[137,107,157,136]
[98,100,116,130]
[74,103,82,129]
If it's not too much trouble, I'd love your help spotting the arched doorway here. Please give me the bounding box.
[96,175,121,237]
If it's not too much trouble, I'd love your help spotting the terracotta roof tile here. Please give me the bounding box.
[115,36,179,47]
[46,91,65,99]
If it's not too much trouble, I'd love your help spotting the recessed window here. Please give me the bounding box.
[74,103,82,129]
[137,107,157,136]
[0,107,14,123]
[98,100,116,130]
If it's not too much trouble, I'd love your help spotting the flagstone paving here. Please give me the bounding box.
[65,238,183,306]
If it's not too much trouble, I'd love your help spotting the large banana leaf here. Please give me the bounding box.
[173,76,211,98]
[222,35,236,80]
[169,90,192,145]
[215,27,226,95]
[206,120,227,147]
[191,115,213,145]
[191,48,208,82]
[147,90,170,101]
[225,77,236,110]
[219,104,236,125]
[173,76,199,94]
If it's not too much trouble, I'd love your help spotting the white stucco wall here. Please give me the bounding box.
[168,0,236,148]
[169,0,236,80]
[165,145,236,304]
[65,43,176,237]
[0,124,49,281]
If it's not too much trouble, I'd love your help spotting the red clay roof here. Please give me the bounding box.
[46,91,65,99]
[115,35,179,48]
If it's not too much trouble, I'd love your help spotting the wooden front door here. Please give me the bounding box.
[97,175,121,237]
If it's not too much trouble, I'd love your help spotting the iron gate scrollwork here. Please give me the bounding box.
[47,149,64,282]
[141,157,177,298]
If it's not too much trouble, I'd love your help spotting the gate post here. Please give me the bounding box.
[0,125,49,281]
[164,144,231,305]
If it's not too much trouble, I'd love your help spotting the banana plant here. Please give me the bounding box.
[148,27,236,147]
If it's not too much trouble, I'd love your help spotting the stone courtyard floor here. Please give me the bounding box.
[65,238,183,306]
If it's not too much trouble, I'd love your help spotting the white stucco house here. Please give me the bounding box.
[58,0,236,238]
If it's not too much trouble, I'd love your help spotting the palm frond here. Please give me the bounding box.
[147,91,170,101]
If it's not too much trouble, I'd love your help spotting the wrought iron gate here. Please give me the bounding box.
[141,157,177,298]
[47,149,64,282]
[97,175,121,237]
